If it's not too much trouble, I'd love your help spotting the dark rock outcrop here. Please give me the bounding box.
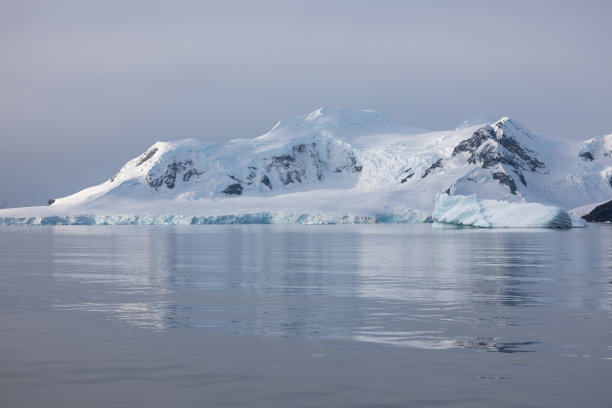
[492,172,517,195]
[46,199,55,206]
[400,168,414,183]
[245,167,258,185]
[222,183,244,195]
[452,126,496,158]
[146,159,203,190]
[136,147,159,166]
[496,134,544,172]
[266,144,321,185]
[264,142,361,186]
[422,159,443,178]
[452,124,545,186]
[582,200,612,222]
[261,175,272,189]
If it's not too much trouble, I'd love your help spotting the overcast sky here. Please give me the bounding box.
[1,0,611,208]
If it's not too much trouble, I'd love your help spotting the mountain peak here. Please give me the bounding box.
[305,106,389,124]
[268,106,391,135]
[493,116,531,135]
[491,117,539,151]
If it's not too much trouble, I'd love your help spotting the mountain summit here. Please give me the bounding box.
[266,106,392,135]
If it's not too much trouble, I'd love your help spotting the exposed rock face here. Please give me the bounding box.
[217,142,362,196]
[581,200,612,222]
[266,144,323,185]
[494,129,545,173]
[452,124,544,174]
[264,142,361,186]
[422,159,443,178]
[400,167,414,183]
[261,175,272,189]
[146,159,203,190]
[452,126,496,159]
[450,119,547,197]
[222,183,243,195]
[492,172,518,195]
[136,147,159,166]
[46,199,55,206]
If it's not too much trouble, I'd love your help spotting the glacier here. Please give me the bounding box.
[0,106,610,227]
[432,193,582,229]
[0,209,428,226]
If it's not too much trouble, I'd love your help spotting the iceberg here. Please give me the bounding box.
[432,193,577,228]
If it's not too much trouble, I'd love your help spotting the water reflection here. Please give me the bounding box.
[57,302,171,330]
[48,224,612,354]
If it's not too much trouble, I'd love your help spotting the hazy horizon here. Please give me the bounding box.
[1,0,611,208]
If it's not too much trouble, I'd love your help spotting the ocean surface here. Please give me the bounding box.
[1,224,611,407]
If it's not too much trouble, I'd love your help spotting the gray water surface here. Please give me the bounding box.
[1,224,611,407]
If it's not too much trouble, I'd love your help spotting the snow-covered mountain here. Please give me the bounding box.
[1,106,611,225]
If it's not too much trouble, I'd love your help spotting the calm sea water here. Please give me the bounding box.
[1,224,611,407]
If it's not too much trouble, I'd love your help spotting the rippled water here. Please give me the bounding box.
[1,224,611,407]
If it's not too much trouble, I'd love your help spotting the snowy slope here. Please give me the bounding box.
[0,106,611,225]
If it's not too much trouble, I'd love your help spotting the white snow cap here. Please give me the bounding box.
[268,106,391,133]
